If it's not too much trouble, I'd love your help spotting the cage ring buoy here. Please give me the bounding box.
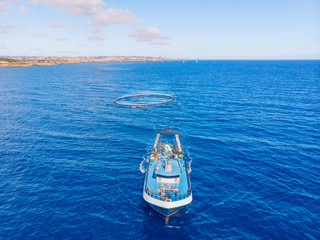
[113,94,174,108]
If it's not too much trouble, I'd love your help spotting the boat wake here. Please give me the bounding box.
[139,149,150,173]
[166,225,181,229]
[185,148,193,174]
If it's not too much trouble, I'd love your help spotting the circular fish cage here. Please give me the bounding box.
[113,94,174,108]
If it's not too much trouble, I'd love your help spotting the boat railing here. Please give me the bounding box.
[157,127,179,135]
[145,188,192,202]
[144,155,192,202]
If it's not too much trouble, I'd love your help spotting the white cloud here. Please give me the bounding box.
[129,27,170,44]
[92,28,101,34]
[87,35,104,41]
[0,28,9,34]
[33,33,47,37]
[1,1,24,12]
[70,23,78,27]
[30,0,105,16]
[0,2,9,12]
[2,0,23,2]
[56,38,68,41]
[45,22,66,28]
[149,40,170,45]
[18,5,28,15]
[24,0,169,46]
[86,8,140,27]
[0,21,25,33]
[30,0,140,28]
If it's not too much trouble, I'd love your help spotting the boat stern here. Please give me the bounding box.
[143,189,192,217]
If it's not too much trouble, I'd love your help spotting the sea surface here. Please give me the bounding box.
[0,60,319,239]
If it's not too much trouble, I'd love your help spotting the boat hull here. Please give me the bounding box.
[148,203,184,217]
[143,190,192,217]
[142,128,192,221]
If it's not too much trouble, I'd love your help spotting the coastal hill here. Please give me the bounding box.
[0,56,182,68]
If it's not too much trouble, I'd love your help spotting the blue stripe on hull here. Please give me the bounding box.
[148,203,184,217]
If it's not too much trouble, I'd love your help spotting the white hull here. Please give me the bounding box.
[143,190,192,209]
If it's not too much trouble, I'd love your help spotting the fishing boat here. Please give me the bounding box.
[143,128,192,223]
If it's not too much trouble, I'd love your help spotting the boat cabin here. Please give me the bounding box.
[154,158,181,183]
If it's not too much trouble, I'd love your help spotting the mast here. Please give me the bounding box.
[153,133,160,150]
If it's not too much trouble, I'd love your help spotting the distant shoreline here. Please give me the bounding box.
[1,57,318,68]
[0,56,184,68]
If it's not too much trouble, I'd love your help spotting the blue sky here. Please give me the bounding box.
[0,0,319,59]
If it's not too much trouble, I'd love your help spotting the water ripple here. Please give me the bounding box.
[0,61,319,239]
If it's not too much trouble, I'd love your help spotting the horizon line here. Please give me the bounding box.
[1,56,319,61]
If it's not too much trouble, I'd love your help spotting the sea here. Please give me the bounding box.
[0,60,319,239]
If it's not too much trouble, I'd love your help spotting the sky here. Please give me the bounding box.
[0,0,319,59]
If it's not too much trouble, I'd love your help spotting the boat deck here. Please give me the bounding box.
[143,128,192,219]
[145,148,191,202]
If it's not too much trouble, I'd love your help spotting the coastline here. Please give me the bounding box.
[0,56,184,68]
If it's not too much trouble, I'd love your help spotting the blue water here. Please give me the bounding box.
[0,60,319,239]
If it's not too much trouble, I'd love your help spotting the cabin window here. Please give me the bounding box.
[157,175,179,179]
[156,175,180,183]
